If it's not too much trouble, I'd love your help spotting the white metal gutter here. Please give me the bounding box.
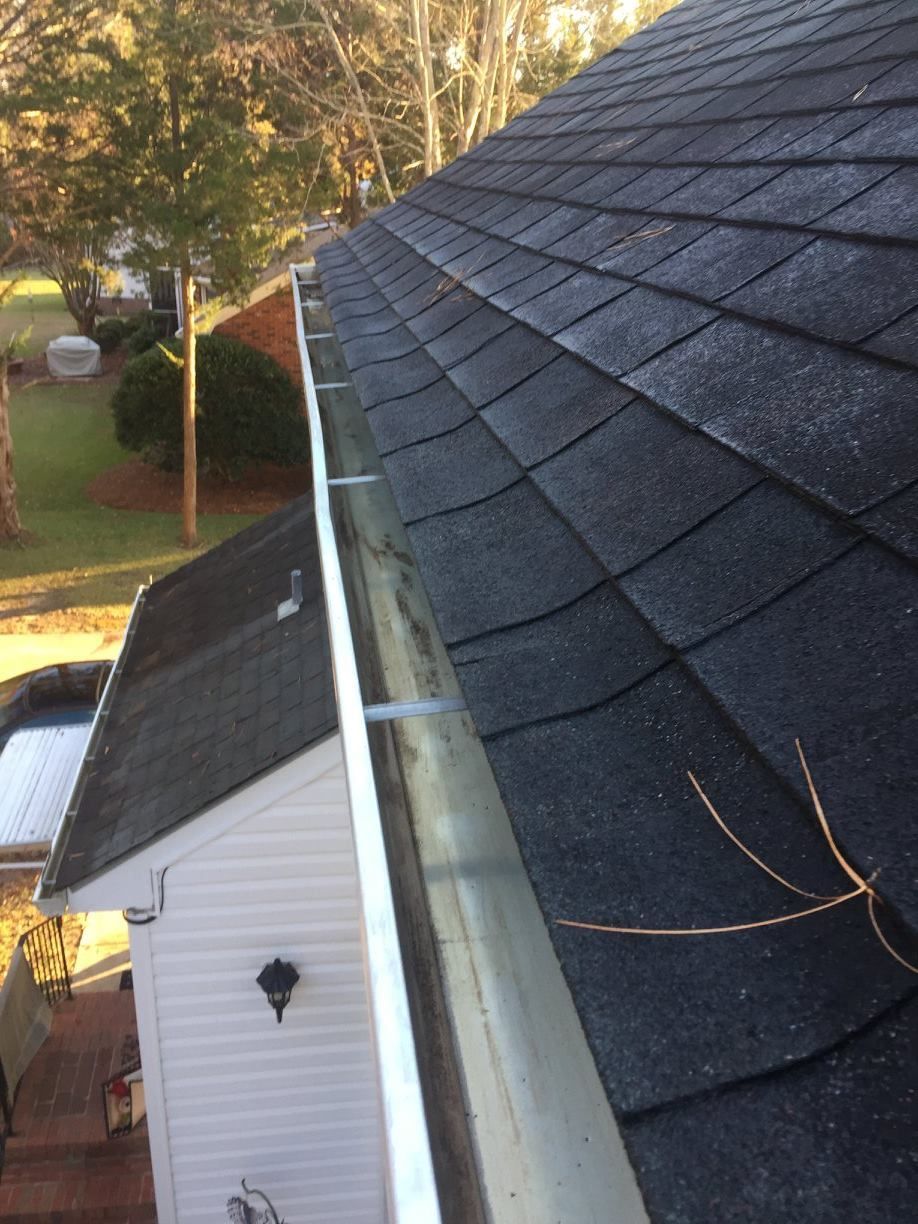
[34,585,147,912]
[289,265,441,1224]
[300,271,650,1223]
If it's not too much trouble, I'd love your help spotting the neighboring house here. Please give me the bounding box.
[209,227,340,384]
[98,220,336,338]
[210,271,304,386]
[95,264,215,328]
[97,238,199,320]
[98,238,150,314]
[36,1,918,1222]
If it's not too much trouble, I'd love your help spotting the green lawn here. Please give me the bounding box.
[1,271,77,356]
[1,378,258,633]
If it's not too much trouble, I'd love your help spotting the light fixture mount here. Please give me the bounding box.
[256,958,300,1024]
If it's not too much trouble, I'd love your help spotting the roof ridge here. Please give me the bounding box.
[569,25,914,98]
[563,0,903,82]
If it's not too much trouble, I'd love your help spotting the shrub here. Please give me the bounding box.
[125,316,159,356]
[112,333,309,480]
[94,317,129,354]
[119,310,153,335]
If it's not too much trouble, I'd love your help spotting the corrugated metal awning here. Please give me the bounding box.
[0,726,91,849]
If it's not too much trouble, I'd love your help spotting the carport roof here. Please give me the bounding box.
[0,725,91,850]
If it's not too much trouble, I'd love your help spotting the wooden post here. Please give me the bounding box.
[0,355,22,542]
[180,262,196,548]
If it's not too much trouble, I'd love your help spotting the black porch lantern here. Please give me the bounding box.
[256,958,300,1023]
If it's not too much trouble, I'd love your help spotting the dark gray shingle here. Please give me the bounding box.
[317,1,918,1216]
[56,499,336,888]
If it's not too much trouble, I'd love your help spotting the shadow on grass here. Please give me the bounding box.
[0,511,258,619]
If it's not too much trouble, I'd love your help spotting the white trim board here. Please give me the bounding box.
[129,921,178,1224]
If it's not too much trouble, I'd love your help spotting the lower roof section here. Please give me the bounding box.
[43,498,336,892]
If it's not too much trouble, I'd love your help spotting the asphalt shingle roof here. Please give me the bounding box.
[317,0,918,1218]
[55,498,335,888]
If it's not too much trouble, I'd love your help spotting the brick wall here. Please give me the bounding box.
[213,283,302,386]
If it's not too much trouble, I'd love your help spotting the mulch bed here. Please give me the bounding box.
[87,457,312,514]
[8,350,310,514]
[8,348,128,387]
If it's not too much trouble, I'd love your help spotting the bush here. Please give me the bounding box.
[125,316,159,356]
[94,317,129,354]
[112,333,309,480]
[117,310,151,335]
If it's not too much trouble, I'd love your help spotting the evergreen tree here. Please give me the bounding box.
[3,0,301,546]
[111,0,301,546]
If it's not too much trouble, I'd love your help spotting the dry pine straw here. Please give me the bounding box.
[558,739,918,975]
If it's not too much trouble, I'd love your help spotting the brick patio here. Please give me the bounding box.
[0,990,155,1222]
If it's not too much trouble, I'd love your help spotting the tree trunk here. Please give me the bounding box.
[459,0,499,153]
[0,356,22,541]
[76,303,97,338]
[313,0,396,203]
[409,0,441,176]
[168,54,196,548]
[497,0,527,131]
[34,240,105,339]
[180,261,197,548]
[60,286,93,336]
[474,0,503,145]
[495,0,508,134]
[346,154,361,228]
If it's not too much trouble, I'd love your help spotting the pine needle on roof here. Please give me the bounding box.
[557,740,918,974]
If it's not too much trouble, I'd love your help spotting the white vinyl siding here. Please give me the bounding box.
[136,739,385,1223]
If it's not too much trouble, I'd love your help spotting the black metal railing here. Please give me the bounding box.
[19,916,72,1008]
